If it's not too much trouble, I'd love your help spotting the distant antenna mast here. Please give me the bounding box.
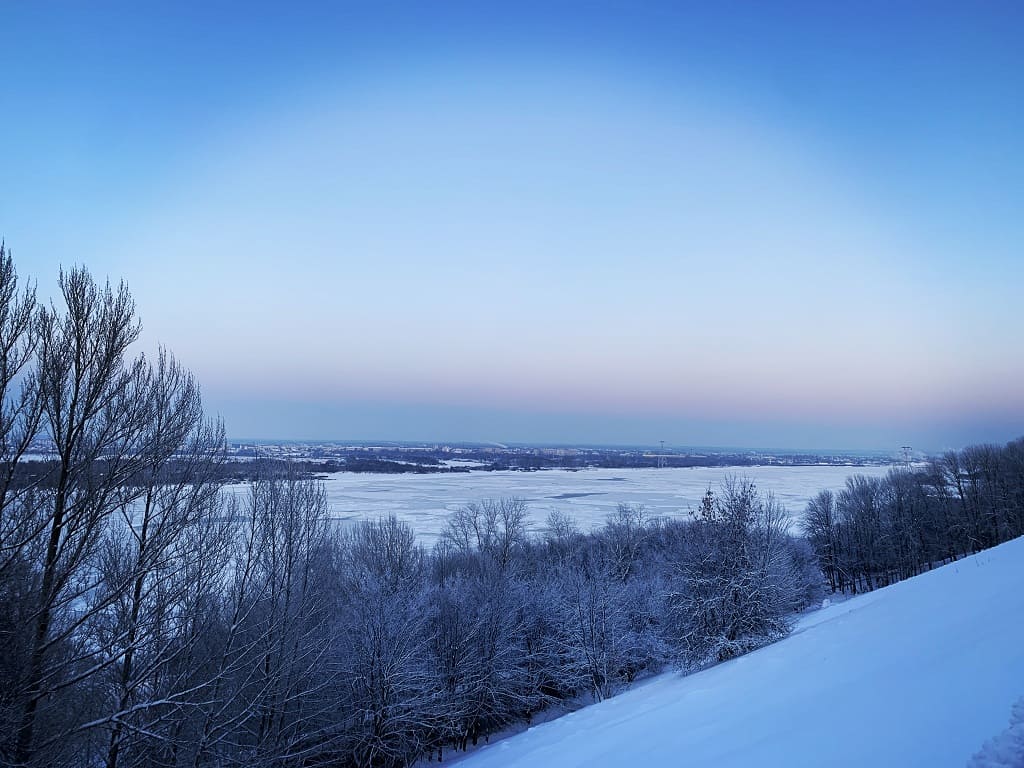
[901,446,912,467]
[658,440,666,469]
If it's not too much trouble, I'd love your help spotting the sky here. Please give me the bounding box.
[1,1,1022,451]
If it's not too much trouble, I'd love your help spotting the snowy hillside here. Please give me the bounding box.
[452,537,1024,768]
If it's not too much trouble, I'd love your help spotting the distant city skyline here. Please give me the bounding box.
[2,2,1022,451]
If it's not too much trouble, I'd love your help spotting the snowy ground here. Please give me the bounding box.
[314,464,893,544]
[447,536,1024,768]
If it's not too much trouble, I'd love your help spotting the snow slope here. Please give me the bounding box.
[453,537,1024,767]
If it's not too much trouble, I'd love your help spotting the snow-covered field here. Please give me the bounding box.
[315,464,894,544]
[447,536,1024,768]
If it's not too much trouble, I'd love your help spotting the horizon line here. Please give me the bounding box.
[226,436,907,456]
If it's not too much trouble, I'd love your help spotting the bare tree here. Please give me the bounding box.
[244,470,335,766]
[0,243,43,579]
[667,479,799,667]
[13,268,152,766]
[803,490,840,591]
[440,498,527,574]
[604,503,651,583]
[338,517,433,768]
[90,349,227,768]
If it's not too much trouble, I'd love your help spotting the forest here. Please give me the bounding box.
[1,249,1022,768]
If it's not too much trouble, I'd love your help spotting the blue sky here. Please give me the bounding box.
[1,1,1022,450]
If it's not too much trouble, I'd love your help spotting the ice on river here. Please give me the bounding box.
[306,464,894,545]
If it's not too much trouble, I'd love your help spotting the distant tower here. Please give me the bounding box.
[901,446,913,467]
[659,440,666,469]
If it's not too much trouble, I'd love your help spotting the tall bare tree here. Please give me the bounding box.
[0,244,43,574]
[14,268,151,766]
[90,349,227,768]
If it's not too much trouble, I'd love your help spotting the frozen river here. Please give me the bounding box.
[304,464,895,545]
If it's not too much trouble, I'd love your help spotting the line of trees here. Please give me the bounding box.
[803,441,1024,594]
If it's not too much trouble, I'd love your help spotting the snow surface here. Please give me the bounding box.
[312,465,893,544]
[448,536,1024,768]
